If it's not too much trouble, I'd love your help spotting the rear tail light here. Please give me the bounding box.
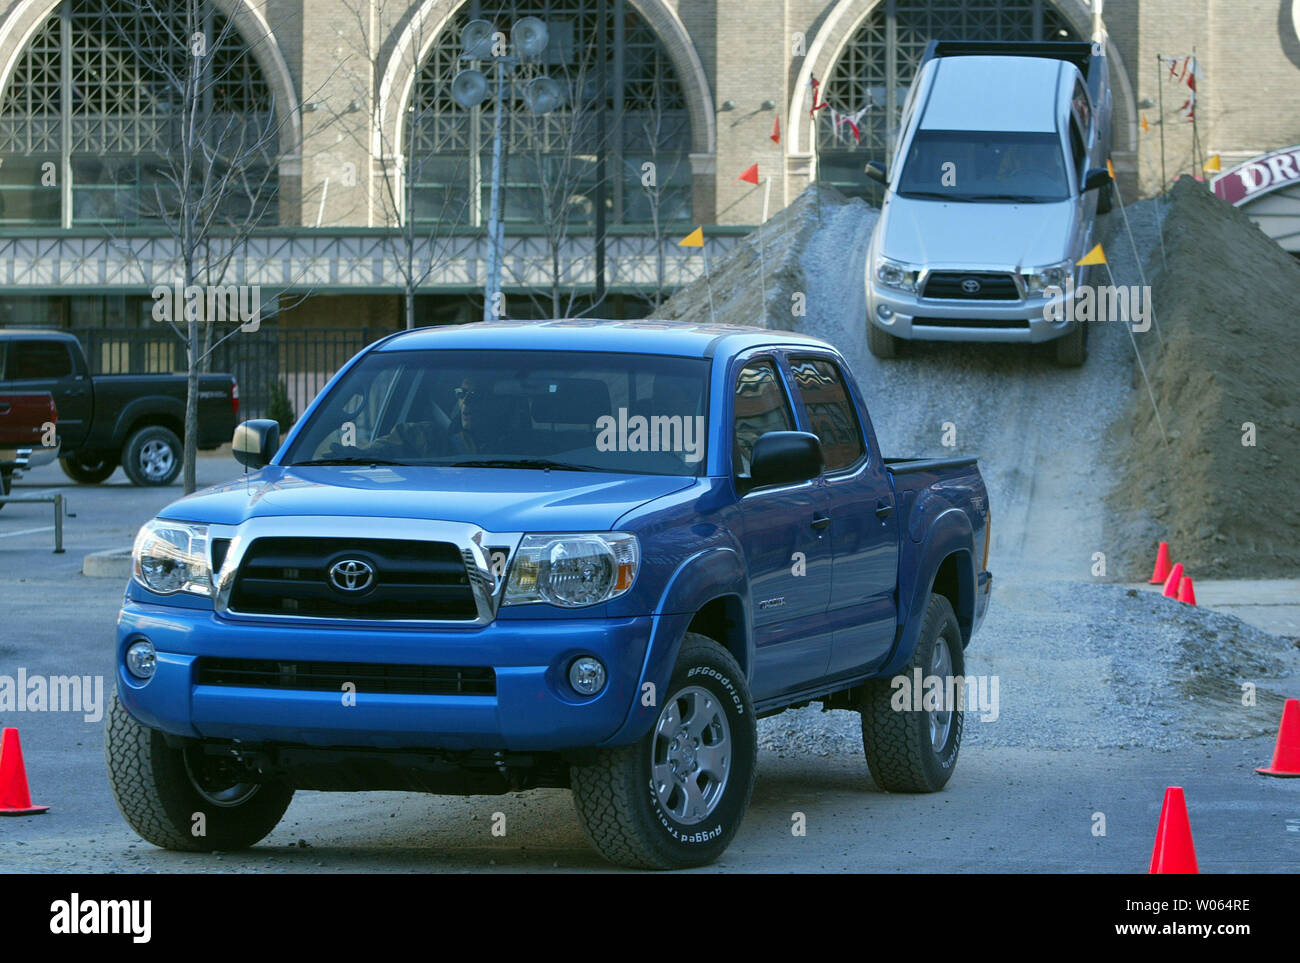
[231,381,240,418]
[982,508,992,572]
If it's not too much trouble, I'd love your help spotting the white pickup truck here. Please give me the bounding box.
[863,38,1114,367]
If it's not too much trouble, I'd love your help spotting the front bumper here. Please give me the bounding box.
[116,601,653,752]
[867,281,1076,344]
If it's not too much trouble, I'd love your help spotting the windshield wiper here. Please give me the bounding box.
[449,458,604,472]
[975,194,1045,203]
[291,457,409,467]
[898,190,975,201]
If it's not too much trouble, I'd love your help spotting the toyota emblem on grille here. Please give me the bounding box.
[961,278,982,294]
[329,559,375,592]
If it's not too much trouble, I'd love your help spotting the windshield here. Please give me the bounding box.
[896,129,1070,202]
[285,349,711,477]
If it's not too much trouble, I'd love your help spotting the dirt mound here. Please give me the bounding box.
[659,184,859,329]
[1107,176,1300,579]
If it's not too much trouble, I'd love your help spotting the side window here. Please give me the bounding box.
[732,359,794,478]
[1072,81,1092,141]
[790,357,865,471]
[9,339,73,380]
[1069,119,1087,181]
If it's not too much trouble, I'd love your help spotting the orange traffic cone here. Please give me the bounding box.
[0,728,49,816]
[1177,576,1197,605]
[1256,699,1300,778]
[1149,786,1198,874]
[1162,563,1184,598]
[1149,542,1173,584]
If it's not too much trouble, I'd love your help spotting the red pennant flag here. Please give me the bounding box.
[770,115,781,144]
[737,163,759,185]
[810,77,827,116]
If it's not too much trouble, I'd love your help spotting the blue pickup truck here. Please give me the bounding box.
[106,321,992,869]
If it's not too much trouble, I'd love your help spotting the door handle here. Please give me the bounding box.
[811,513,831,531]
[875,499,894,518]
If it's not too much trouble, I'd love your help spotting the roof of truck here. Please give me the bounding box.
[378,319,835,359]
[919,55,1070,133]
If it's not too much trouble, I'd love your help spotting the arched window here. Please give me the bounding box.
[0,0,277,226]
[818,0,1078,200]
[410,0,692,228]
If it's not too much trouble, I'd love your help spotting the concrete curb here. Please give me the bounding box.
[83,547,132,579]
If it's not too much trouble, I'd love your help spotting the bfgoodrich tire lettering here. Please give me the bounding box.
[105,690,292,851]
[858,593,965,793]
[570,634,757,869]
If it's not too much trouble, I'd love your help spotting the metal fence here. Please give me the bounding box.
[71,327,382,422]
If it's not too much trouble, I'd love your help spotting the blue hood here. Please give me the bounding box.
[161,465,695,531]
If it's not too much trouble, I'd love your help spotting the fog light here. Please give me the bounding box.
[876,303,894,321]
[568,656,606,696]
[126,640,156,680]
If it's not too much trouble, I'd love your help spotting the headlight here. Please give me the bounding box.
[503,533,639,608]
[1022,260,1074,296]
[132,519,212,596]
[874,256,920,293]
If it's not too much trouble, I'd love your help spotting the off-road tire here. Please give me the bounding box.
[121,425,182,487]
[867,320,900,359]
[1096,180,1114,214]
[105,690,292,851]
[60,451,118,484]
[1054,320,1088,367]
[570,634,757,869]
[858,593,965,793]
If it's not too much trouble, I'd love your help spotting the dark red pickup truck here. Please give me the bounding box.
[0,390,57,506]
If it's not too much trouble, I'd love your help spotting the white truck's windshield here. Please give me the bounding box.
[286,349,711,476]
[897,129,1070,202]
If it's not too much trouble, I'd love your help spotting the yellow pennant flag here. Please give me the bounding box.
[678,226,704,248]
[1203,154,1221,173]
[1077,243,1106,266]
[1106,158,1116,180]
[1141,114,1149,133]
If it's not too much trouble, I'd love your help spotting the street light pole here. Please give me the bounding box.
[484,58,505,322]
[454,18,560,323]
[594,0,608,312]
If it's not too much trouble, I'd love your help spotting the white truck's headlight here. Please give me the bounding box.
[1023,260,1073,296]
[503,533,639,608]
[132,519,212,596]
[874,256,920,293]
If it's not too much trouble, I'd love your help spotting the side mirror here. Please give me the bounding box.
[749,431,823,490]
[864,160,888,185]
[1083,167,1111,192]
[232,419,280,470]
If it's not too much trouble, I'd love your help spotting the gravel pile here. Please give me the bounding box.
[1105,176,1300,579]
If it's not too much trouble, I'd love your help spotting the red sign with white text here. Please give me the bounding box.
[1211,145,1300,206]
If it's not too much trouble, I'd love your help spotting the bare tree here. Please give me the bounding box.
[100,0,320,493]
[624,72,691,312]
[504,33,617,319]
[330,0,474,329]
